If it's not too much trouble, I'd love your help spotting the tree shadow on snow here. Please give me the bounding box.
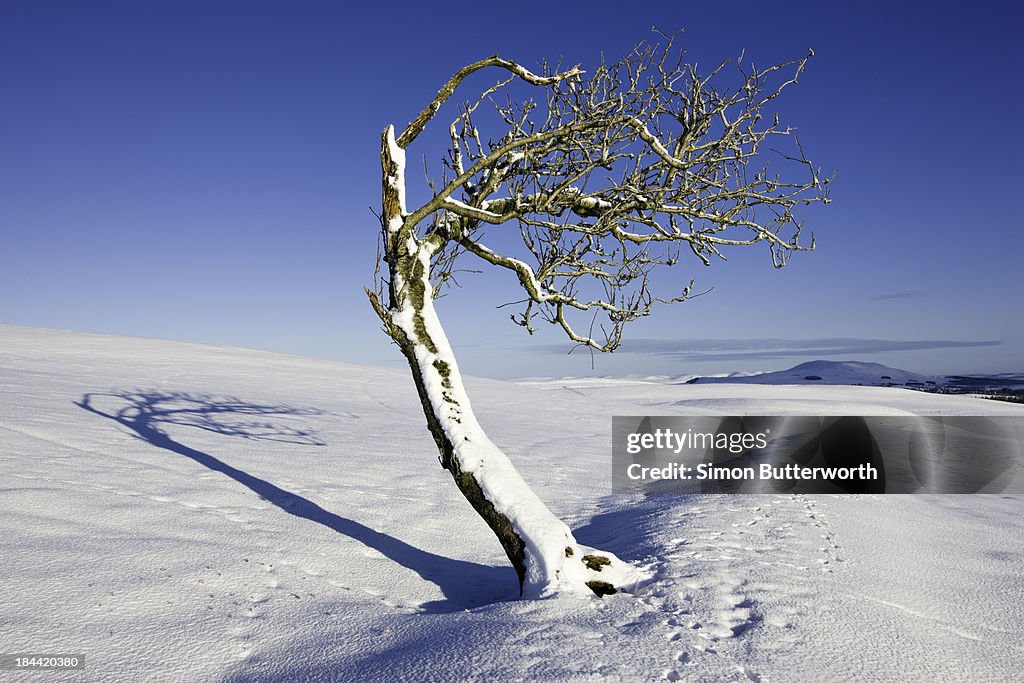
[222,496,683,683]
[76,390,516,612]
[572,494,685,565]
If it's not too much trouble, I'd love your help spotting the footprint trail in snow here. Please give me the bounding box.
[635,493,842,682]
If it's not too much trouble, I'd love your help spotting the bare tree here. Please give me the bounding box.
[366,33,830,598]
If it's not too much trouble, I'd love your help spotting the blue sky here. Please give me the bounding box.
[2,1,1021,379]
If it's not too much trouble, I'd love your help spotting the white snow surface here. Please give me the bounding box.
[2,325,1023,682]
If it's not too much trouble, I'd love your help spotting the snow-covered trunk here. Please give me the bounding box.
[371,126,650,598]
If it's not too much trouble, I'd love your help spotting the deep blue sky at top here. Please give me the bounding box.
[2,1,1021,378]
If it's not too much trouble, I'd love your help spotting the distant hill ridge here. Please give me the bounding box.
[689,360,1023,391]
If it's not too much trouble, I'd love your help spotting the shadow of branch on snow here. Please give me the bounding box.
[76,390,515,612]
[80,390,329,444]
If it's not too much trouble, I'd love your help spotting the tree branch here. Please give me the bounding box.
[379,33,831,351]
[397,55,583,148]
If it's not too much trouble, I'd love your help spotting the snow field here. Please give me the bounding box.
[1,325,1022,681]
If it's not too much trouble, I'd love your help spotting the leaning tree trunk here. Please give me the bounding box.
[368,126,650,598]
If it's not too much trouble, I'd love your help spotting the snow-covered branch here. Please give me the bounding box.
[397,55,583,148]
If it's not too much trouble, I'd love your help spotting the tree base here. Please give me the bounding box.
[529,542,654,599]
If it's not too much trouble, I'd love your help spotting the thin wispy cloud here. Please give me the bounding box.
[537,338,1001,362]
[869,290,930,301]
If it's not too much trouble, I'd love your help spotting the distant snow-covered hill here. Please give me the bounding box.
[689,359,1023,392]
[689,360,937,386]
